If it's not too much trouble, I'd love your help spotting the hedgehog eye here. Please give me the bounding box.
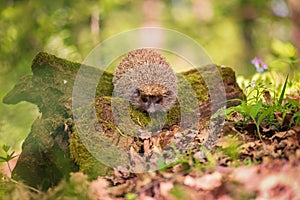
[141,96,148,103]
[155,98,162,104]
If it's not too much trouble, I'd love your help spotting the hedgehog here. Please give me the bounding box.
[113,48,177,113]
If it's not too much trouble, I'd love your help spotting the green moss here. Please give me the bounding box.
[181,68,209,102]
[69,97,149,178]
[69,127,113,180]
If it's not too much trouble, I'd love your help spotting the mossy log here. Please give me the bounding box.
[3,52,114,190]
[3,52,245,190]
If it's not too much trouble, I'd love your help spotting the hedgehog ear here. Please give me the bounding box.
[166,90,173,96]
[133,88,141,97]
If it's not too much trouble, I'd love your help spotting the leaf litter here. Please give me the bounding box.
[90,91,300,200]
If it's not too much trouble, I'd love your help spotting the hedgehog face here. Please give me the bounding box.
[130,87,175,113]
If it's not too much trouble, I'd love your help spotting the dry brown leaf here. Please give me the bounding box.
[270,130,293,141]
[217,195,234,200]
[230,165,259,191]
[88,177,112,200]
[143,139,151,154]
[184,172,222,190]
[159,130,175,148]
[160,182,174,198]
[286,93,300,103]
[129,146,147,172]
[109,179,135,197]
[263,91,274,105]
[137,194,156,200]
[258,173,300,199]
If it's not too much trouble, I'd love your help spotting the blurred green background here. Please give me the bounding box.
[0,0,299,151]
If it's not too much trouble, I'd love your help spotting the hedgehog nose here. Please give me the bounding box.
[147,104,156,113]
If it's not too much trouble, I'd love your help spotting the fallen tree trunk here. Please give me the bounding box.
[3,52,245,190]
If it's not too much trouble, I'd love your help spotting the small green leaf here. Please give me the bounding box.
[236,104,247,113]
[286,97,300,107]
[7,151,17,160]
[211,107,233,119]
[278,74,289,105]
[293,111,300,125]
[9,151,15,157]
[257,107,274,126]
[115,126,126,137]
[249,100,263,120]
[281,110,287,126]
[0,156,8,162]
[2,145,10,153]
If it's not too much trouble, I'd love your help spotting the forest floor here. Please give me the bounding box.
[1,93,300,200]
[100,123,300,199]
[99,92,300,200]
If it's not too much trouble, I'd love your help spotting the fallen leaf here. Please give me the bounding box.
[88,177,112,200]
[231,165,260,191]
[160,181,174,198]
[184,172,222,190]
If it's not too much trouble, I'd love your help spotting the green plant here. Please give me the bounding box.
[0,145,18,174]
[293,111,300,126]
[158,143,214,173]
[125,192,138,200]
[216,135,243,163]
[0,145,42,196]
[262,74,300,128]
[286,97,300,126]
[278,74,289,106]
[158,148,193,173]
[220,72,291,142]
[227,99,273,141]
